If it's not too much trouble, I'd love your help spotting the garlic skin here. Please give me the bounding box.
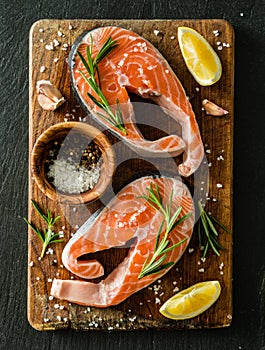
[36,80,65,111]
[202,99,229,116]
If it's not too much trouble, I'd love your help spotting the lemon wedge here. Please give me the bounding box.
[159,280,221,320]
[178,27,222,86]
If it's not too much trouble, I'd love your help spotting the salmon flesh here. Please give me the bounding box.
[51,176,194,307]
[69,26,204,177]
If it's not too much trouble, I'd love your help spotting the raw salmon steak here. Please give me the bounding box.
[69,26,204,177]
[51,176,194,307]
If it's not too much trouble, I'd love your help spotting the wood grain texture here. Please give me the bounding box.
[28,19,234,331]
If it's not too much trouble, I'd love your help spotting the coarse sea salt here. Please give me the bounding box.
[47,159,100,194]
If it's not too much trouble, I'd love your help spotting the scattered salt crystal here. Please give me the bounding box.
[53,39,60,47]
[44,318,49,322]
[170,36,175,39]
[56,316,62,321]
[240,12,244,17]
[59,305,64,310]
[63,43,68,48]
[70,276,74,279]
[36,277,40,281]
[206,149,211,154]
[155,297,161,304]
[47,278,53,282]
[195,87,200,92]
[49,295,54,300]
[212,198,217,202]
[69,24,73,30]
[218,46,223,51]
[227,314,232,319]
[201,257,206,263]
[39,28,44,32]
[208,162,212,167]
[217,183,223,188]
[172,281,177,286]
[73,207,77,212]
[54,58,59,63]
[198,268,205,273]
[58,30,63,37]
[54,304,59,309]
[165,69,169,74]
[40,39,44,43]
[208,212,212,215]
[189,248,194,253]
[29,261,34,267]
[217,41,221,45]
[45,43,54,51]
[108,326,114,330]
[40,66,46,73]
[63,317,68,322]
[129,316,137,322]
[173,286,179,292]
[153,29,160,36]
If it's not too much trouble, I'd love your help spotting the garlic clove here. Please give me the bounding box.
[36,80,65,110]
[202,99,229,116]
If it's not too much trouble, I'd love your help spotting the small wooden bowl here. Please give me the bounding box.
[31,122,115,204]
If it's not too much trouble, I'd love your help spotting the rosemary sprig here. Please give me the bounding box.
[138,183,191,279]
[24,200,63,258]
[197,201,231,258]
[77,35,127,135]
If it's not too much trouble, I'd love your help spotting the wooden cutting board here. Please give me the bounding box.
[28,19,234,330]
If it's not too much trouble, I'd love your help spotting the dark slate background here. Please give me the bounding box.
[0,0,264,349]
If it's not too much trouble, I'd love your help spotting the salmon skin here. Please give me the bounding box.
[51,176,194,307]
[69,26,204,177]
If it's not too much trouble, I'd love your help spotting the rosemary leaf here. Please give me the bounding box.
[155,220,165,251]
[23,218,45,243]
[138,183,191,279]
[77,51,92,77]
[77,36,127,134]
[24,200,63,258]
[197,200,231,258]
[210,216,231,234]
[205,214,219,236]
[162,238,188,254]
